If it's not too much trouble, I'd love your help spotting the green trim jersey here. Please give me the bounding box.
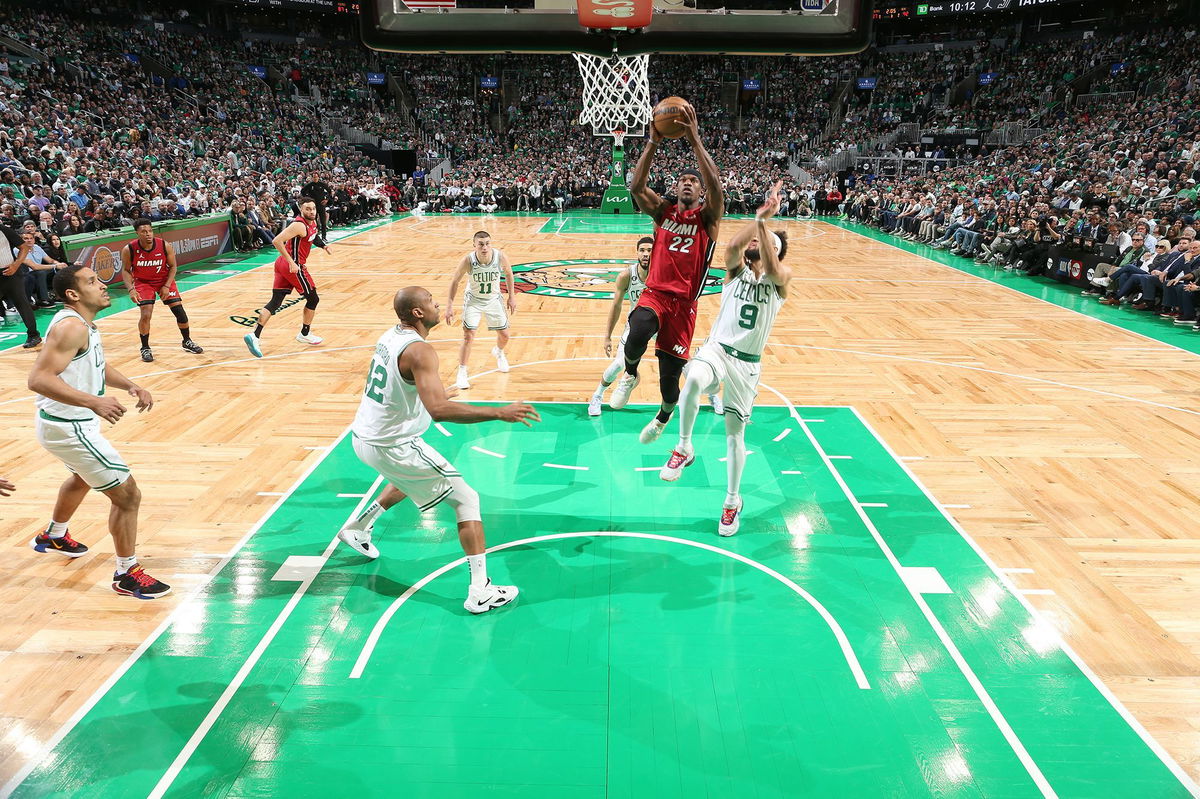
[625,263,647,315]
[35,308,104,422]
[711,267,785,357]
[353,326,432,446]
[465,248,503,305]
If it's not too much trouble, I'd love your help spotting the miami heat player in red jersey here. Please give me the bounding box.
[615,102,724,445]
[119,218,203,362]
[243,197,332,358]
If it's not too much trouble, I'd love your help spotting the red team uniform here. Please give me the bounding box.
[273,215,319,294]
[637,203,715,358]
[126,237,180,306]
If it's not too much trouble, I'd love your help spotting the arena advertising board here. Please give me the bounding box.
[512,259,724,301]
[65,218,232,285]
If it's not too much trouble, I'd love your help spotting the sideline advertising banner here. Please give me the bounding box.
[64,216,232,285]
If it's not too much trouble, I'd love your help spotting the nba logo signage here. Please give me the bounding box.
[366,72,386,85]
[799,0,826,11]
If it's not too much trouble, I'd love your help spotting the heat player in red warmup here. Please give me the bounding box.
[243,196,331,358]
[120,218,203,362]
[613,103,724,444]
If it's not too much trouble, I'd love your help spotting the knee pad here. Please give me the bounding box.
[443,477,481,524]
[656,352,686,405]
[167,301,188,324]
[263,289,289,314]
[304,291,320,310]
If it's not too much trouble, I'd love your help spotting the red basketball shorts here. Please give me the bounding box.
[636,287,698,360]
[273,256,316,294]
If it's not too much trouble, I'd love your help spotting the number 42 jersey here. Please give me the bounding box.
[353,326,432,446]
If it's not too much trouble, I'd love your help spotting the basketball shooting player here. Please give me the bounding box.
[445,231,517,390]
[614,103,724,442]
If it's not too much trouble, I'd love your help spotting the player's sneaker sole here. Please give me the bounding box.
[296,334,324,345]
[337,526,380,559]
[464,583,519,614]
[243,334,262,358]
[111,566,172,599]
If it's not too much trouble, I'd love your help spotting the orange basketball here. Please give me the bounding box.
[652,96,692,139]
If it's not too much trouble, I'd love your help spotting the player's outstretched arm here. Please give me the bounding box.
[406,343,540,426]
[445,256,470,324]
[724,181,783,278]
[603,268,632,355]
[756,182,792,298]
[28,318,129,424]
[630,128,669,224]
[679,105,724,227]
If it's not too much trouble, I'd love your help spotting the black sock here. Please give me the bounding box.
[139,333,149,348]
[180,327,191,342]
[301,324,311,336]
[254,324,264,337]
[655,405,675,424]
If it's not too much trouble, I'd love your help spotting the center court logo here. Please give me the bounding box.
[512,259,723,301]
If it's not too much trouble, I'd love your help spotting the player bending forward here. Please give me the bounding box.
[659,182,791,536]
[446,231,517,390]
[589,237,723,416]
[339,285,539,614]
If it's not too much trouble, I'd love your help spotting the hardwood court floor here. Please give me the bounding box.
[1,212,1198,795]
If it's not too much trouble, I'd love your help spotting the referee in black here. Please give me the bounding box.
[0,223,38,348]
[301,171,332,238]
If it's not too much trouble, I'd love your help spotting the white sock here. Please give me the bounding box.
[726,436,746,504]
[467,554,488,589]
[353,501,385,529]
[593,383,608,398]
[724,492,741,508]
[115,554,137,575]
[46,520,68,538]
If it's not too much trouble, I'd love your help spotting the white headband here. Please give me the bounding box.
[769,231,782,254]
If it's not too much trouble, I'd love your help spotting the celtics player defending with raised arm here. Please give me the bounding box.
[659,182,791,537]
[340,285,540,614]
[27,264,170,598]
[589,237,724,417]
[445,231,517,390]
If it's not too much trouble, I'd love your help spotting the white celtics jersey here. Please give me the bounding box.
[711,267,785,357]
[625,263,647,313]
[35,308,104,422]
[465,248,503,304]
[352,326,432,446]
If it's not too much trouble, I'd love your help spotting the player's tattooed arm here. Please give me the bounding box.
[630,132,670,224]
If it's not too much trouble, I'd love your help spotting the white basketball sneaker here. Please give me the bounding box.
[492,346,510,373]
[337,522,379,559]
[659,443,695,482]
[243,333,263,358]
[609,374,639,409]
[455,365,471,390]
[709,393,725,415]
[296,332,324,346]
[464,580,520,614]
[718,498,743,537]
[587,394,603,417]
[639,418,666,444]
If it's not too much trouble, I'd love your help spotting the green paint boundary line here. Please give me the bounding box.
[824,218,1200,357]
[0,214,409,355]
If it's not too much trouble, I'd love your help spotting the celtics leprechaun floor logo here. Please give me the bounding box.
[512,259,724,300]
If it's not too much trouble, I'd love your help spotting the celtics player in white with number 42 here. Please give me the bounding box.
[659,182,791,537]
[446,231,517,390]
[340,285,540,614]
[27,264,171,598]
[589,237,724,417]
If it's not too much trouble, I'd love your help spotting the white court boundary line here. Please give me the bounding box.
[145,475,385,799]
[347,530,871,690]
[846,405,1200,798]
[0,424,358,798]
[759,384,1060,796]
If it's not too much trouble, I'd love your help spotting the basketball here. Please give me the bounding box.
[652,96,692,139]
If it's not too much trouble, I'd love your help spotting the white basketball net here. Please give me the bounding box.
[573,52,651,144]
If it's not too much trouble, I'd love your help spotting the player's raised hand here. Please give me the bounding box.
[129,385,154,412]
[498,401,540,427]
[91,395,127,424]
[679,104,700,143]
[756,181,784,221]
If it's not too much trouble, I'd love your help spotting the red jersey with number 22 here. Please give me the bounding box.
[648,203,714,301]
[128,237,169,284]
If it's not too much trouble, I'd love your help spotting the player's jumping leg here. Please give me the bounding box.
[29,473,91,557]
[660,360,716,481]
[639,351,685,444]
[719,414,747,536]
[613,306,658,409]
[338,484,406,559]
[244,289,289,357]
[164,297,203,354]
[296,291,322,345]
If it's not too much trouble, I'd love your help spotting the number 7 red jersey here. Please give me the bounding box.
[647,203,715,301]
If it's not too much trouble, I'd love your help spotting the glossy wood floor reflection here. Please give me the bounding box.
[1,212,1199,788]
